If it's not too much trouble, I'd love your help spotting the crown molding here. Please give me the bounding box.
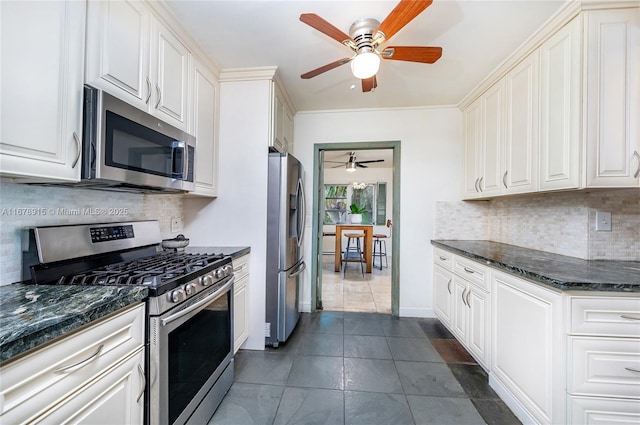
[219,66,278,82]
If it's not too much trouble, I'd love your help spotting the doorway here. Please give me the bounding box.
[309,141,400,316]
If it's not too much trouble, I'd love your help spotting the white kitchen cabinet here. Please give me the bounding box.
[462,99,483,198]
[504,51,539,194]
[433,250,490,368]
[566,295,640,424]
[539,15,583,192]
[233,254,250,353]
[0,303,145,424]
[86,0,191,132]
[584,8,640,188]
[271,82,295,153]
[0,0,85,182]
[491,270,564,425]
[188,58,220,197]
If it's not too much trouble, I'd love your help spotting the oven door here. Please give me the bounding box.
[149,275,234,425]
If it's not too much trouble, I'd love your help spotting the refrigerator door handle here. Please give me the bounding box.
[296,177,306,247]
[288,261,306,278]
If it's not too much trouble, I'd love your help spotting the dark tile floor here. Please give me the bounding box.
[209,312,521,425]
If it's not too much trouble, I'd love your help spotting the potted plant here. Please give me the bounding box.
[349,203,366,224]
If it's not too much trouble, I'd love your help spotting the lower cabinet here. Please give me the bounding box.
[491,270,564,425]
[233,254,250,353]
[433,263,453,327]
[0,303,145,424]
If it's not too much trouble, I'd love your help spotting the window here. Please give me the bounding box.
[324,183,377,224]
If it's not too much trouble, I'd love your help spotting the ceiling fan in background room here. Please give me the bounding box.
[299,0,442,92]
[326,152,385,172]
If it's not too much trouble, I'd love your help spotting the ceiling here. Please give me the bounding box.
[164,0,567,112]
[324,149,393,169]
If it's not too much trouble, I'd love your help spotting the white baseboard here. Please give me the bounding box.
[299,301,312,313]
[398,307,435,318]
[489,374,539,425]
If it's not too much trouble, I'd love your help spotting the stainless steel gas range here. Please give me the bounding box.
[21,220,234,425]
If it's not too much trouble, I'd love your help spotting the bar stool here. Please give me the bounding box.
[342,233,365,277]
[373,219,392,270]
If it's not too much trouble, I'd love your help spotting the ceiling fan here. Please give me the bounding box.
[325,152,385,172]
[299,0,442,92]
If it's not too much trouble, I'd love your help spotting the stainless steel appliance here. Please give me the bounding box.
[80,86,196,193]
[22,221,233,425]
[265,152,306,347]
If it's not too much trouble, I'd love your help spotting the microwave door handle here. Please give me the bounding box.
[171,141,185,179]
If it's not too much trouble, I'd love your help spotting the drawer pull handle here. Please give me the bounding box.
[137,364,146,403]
[466,288,471,308]
[447,278,452,294]
[439,256,448,261]
[145,77,152,104]
[461,288,468,307]
[463,267,475,274]
[625,367,640,374]
[503,170,508,189]
[71,131,81,168]
[621,315,640,321]
[155,83,161,109]
[54,344,103,374]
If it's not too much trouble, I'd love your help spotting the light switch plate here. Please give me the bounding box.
[595,211,612,232]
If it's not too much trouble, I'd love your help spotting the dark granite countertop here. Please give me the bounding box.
[176,246,250,259]
[0,285,148,364]
[431,240,640,292]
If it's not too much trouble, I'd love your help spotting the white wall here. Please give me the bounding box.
[293,107,462,317]
[183,79,271,350]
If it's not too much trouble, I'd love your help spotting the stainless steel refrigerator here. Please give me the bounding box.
[265,152,306,347]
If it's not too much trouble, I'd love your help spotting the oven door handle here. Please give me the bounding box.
[160,276,234,327]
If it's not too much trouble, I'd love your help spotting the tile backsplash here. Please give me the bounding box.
[0,180,184,285]
[435,189,639,261]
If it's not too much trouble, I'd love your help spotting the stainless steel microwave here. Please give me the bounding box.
[81,86,195,193]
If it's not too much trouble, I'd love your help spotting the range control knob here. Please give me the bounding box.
[214,268,225,279]
[185,283,197,296]
[199,274,213,286]
[223,264,233,274]
[171,288,186,303]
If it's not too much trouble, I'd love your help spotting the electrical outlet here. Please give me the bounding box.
[595,211,612,232]
[170,217,183,233]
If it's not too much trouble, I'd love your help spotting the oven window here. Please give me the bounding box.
[168,291,231,424]
[105,111,183,178]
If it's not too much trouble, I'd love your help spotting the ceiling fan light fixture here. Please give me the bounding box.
[351,51,380,79]
[345,161,357,172]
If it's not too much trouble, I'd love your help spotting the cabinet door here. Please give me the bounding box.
[283,106,294,153]
[452,276,469,342]
[433,265,454,327]
[189,58,219,197]
[492,270,564,425]
[0,0,85,182]
[234,277,249,353]
[271,86,286,153]
[33,350,145,425]
[467,285,490,369]
[150,18,190,131]
[539,15,582,191]
[585,8,640,188]
[462,100,483,198]
[505,51,539,194]
[85,0,151,109]
[479,81,504,196]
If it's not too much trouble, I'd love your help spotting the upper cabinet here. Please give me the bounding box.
[0,0,86,182]
[539,16,582,191]
[86,0,190,132]
[271,81,295,153]
[188,58,220,197]
[584,8,640,188]
[461,5,640,199]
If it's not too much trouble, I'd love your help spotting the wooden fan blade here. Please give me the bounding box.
[300,13,352,44]
[381,46,442,63]
[361,75,378,92]
[375,0,433,42]
[301,58,351,79]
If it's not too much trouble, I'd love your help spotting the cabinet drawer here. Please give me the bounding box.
[454,256,489,291]
[568,395,640,424]
[233,254,250,281]
[0,303,145,423]
[568,336,640,399]
[434,248,454,272]
[234,274,248,293]
[570,297,640,336]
